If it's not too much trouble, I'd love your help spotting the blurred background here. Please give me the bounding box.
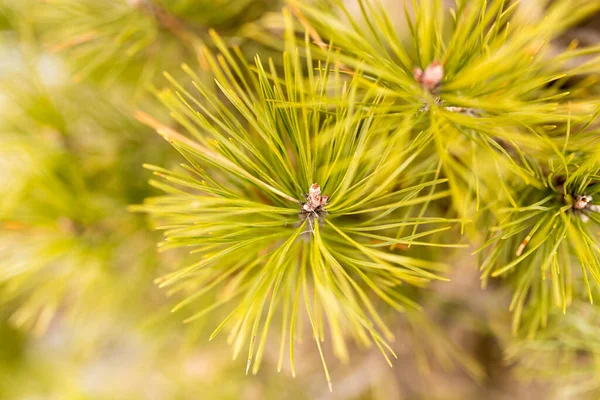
[1,0,599,399]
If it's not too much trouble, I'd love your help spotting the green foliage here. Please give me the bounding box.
[283,0,600,338]
[2,0,600,397]
[0,59,159,336]
[290,0,600,217]
[477,145,600,336]
[133,25,468,385]
[507,301,600,399]
[36,0,276,87]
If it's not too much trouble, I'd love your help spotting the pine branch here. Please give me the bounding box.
[132,24,467,380]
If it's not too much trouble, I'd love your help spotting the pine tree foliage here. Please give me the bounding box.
[36,0,276,87]
[133,23,469,385]
[0,0,278,339]
[477,146,600,336]
[0,43,159,337]
[0,2,311,399]
[283,0,600,336]
[507,301,600,398]
[289,0,600,217]
[2,0,600,398]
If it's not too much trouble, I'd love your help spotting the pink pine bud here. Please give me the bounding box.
[414,61,444,92]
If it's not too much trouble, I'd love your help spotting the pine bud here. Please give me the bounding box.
[573,195,592,210]
[414,61,444,92]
